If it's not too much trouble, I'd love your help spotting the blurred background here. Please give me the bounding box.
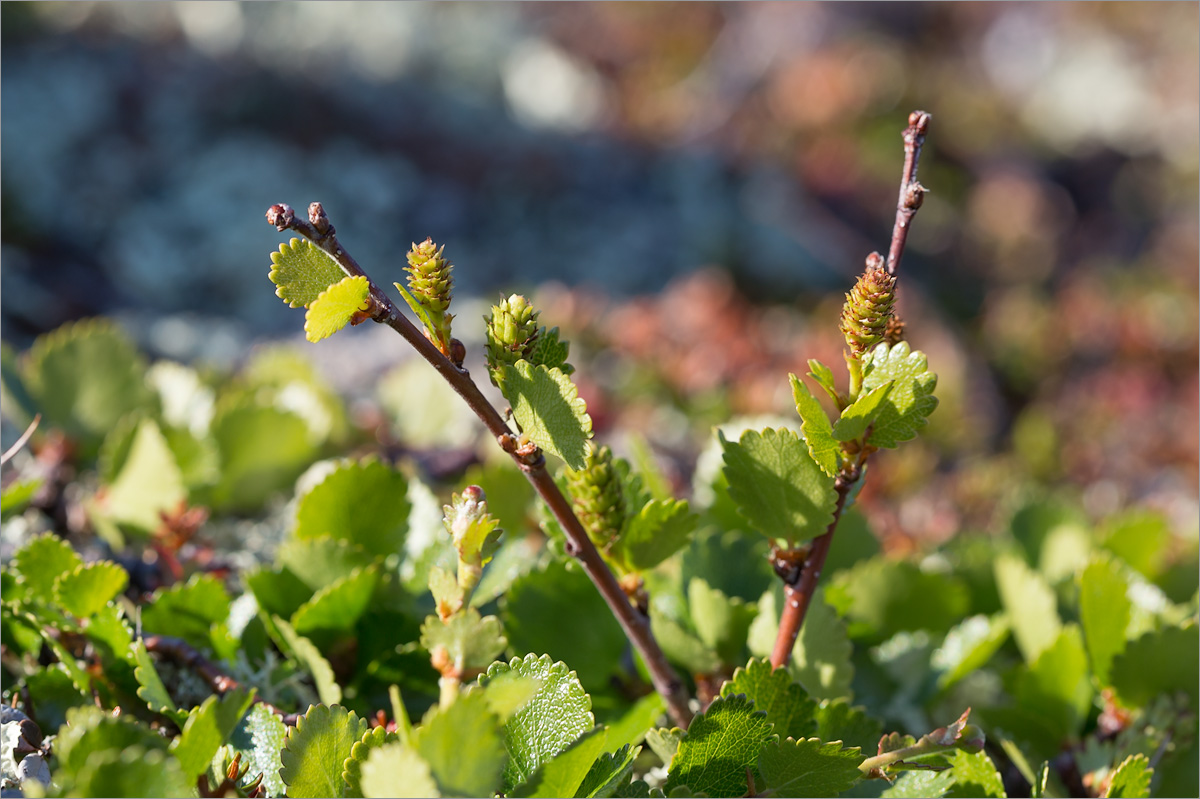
[2,1,1197,545]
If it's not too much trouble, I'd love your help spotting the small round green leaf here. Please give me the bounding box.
[280,704,369,798]
[720,427,838,545]
[479,654,595,791]
[270,238,348,309]
[757,737,865,798]
[494,362,593,470]
[293,457,410,559]
[54,561,128,618]
[664,694,773,797]
[12,532,83,596]
[306,276,371,343]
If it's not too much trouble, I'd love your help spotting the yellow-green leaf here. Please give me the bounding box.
[305,276,371,343]
[270,238,347,308]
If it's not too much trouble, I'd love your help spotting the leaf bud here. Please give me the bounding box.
[565,445,626,550]
[955,724,986,754]
[840,254,897,357]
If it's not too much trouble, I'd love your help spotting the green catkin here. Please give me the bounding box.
[565,445,626,550]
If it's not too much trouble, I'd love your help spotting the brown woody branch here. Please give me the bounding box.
[143,635,299,725]
[770,110,931,669]
[266,202,693,728]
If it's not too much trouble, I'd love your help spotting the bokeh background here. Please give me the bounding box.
[3,1,1197,545]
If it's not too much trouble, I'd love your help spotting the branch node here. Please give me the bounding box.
[308,201,334,236]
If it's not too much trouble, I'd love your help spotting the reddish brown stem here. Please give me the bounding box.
[769,472,855,669]
[266,203,693,728]
[143,635,299,725]
[885,110,931,277]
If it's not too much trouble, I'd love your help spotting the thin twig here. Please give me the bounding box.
[266,203,693,728]
[771,110,932,668]
[143,635,299,725]
[886,111,931,277]
[1,414,41,466]
[770,460,859,669]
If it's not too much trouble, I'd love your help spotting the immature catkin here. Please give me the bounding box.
[565,445,625,549]
[406,238,453,314]
[840,258,897,357]
[485,294,541,372]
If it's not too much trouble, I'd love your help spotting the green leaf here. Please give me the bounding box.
[1105,753,1153,798]
[1014,625,1093,740]
[1079,554,1132,685]
[932,614,1011,690]
[826,557,970,643]
[171,686,256,778]
[860,341,938,448]
[944,749,1006,798]
[790,588,855,702]
[12,532,82,596]
[278,534,377,592]
[790,374,839,477]
[420,609,507,672]
[883,769,956,798]
[0,477,42,515]
[54,704,169,775]
[245,564,317,619]
[1109,624,1199,713]
[273,617,342,705]
[343,726,398,799]
[91,418,186,534]
[757,737,864,797]
[495,362,593,470]
[379,358,481,450]
[994,554,1061,663]
[140,573,231,655]
[807,359,840,407]
[67,747,192,799]
[23,318,153,453]
[280,704,369,798]
[645,728,684,767]
[394,281,440,341]
[306,276,371,343]
[529,326,574,374]
[607,694,666,751]
[54,561,128,618]
[650,603,721,675]
[511,727,609,798]
[720,658,818,740]
[720,427,838,544]
[576,743,639,798]
[479,671,543,723]
[682,527,775,602]
[502,560,626,692]
[413,689,507,797]
[665,694,773,797]
[132,639,185,723]
[617,498,697,573]
[688,578,757,666]
[209,400,317,512]
[812,699,882,752]
[479,654,595,791]
[1101,510,1171,581]
[270,237,347,309]
[24,665,88,732]
[228,704,288,799]
[832,381,894,442]
[360,743,440,799]
[292,565,380,637]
